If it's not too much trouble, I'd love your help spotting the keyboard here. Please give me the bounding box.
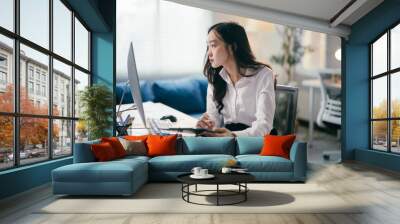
[147,118,174,134]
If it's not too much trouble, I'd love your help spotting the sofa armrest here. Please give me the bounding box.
[289,141,307,181]
[73,140,100,163]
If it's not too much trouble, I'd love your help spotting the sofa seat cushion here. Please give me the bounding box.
[149,154,235,172]
[236,155,293,172]
[53,159,147,183]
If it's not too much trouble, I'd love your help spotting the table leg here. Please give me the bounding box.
[308,87,314,148]
[245,183,247,201]
[217,184,219,206]
[187,184,190,202]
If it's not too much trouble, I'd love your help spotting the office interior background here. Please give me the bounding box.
[0,0,397,171]
[116,0,342,162]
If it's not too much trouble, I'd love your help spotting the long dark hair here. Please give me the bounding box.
[203,22,272,114]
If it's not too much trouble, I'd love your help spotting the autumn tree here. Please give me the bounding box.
[372,99,400,143]
[0,84,60,152]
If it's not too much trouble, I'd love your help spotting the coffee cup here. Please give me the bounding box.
[200,169,208,176]
[191,167,202,176]
[221,167,232,174]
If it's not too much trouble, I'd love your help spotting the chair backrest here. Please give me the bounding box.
[273,85,298,135]
[318,72,341,127]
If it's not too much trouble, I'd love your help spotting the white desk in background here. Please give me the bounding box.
[117,102,199,136]
[301,79,321,148]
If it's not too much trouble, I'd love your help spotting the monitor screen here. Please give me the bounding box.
[127,42,147,128]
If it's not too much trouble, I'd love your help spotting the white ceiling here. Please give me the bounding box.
[227,0,352,23]
[164,0,384,37]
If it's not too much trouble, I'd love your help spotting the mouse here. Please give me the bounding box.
[160,115,177,122]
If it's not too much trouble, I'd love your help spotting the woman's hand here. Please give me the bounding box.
[200,128,235,137]
[196,113,215,129]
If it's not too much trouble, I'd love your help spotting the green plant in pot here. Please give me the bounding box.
[79,84,113,140]
[270,26,313,85]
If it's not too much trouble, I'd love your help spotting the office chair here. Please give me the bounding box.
[271,85,299,135]
[316,72,341,129]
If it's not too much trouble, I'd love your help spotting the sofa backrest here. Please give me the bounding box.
[180,137,236,155]
[74,139,100,163]
[235,137,264,155]
[116,77,208,114]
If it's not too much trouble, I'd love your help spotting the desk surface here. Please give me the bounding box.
[302,79,341,89]
[116,102,199,135]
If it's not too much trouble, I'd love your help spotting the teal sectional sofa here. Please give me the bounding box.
[52,137,307,196]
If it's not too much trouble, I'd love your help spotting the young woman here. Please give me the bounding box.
[196,22,275,137]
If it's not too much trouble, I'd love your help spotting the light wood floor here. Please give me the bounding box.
[1,161,400,224]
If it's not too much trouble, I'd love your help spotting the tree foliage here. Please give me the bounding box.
[372,99,400,141]
[0,85,60,151]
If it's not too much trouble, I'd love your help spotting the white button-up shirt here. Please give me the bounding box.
[206,66,275,136]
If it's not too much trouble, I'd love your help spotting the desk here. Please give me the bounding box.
[117,102,199,135]
[301,79,321,148]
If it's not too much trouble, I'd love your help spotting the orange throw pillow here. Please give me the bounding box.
[91,142,117,161]
[101,137,127,158]
[146,135,177,157]
[259,134,296,159]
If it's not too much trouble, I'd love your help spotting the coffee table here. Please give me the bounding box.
[177,172,255,206]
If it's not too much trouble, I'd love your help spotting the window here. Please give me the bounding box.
[0,0,91,170]
[74,18,89,70]
[28,81,34,94]
[41,73,46,83]
[0,71,6,85]
[35,83,40,95]
[35,70,41,81]
[74,69,89,119]
[0,34,13,113]
[28,67,34,80]
[20,0,49,49]
[42,85,46,97]
[53,0,72,60]
[0,0,14,32]
[370,23,400,154]
[0,55,7,67]
[53,59,72,117]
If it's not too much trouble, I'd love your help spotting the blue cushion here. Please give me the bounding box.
[152,78,207,113]
[236,137,264,155]
[182,137,235,155]
[148,154,235,172]
[236,155,293,172]
[116,80,155,104]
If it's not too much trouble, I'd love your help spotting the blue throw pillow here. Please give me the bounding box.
[152,78,207,114]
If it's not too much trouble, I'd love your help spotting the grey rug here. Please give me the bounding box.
[38,183,362,214]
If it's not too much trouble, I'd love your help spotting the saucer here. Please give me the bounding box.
[190,174,215,179]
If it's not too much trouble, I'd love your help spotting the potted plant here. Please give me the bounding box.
[270,27,313,85]
[79,84,113,140]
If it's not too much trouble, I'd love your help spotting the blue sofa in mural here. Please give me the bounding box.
[52,137,307,196]
[115,77,208,118]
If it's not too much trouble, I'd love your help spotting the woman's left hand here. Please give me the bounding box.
[200,128,235,137]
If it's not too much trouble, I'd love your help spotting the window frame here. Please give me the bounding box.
[370,20,400,154]
[0,0,92,171]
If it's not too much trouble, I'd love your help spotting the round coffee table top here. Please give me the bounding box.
[177,172,255,185]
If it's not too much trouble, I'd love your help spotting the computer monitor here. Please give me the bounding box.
[127,42,147,128]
